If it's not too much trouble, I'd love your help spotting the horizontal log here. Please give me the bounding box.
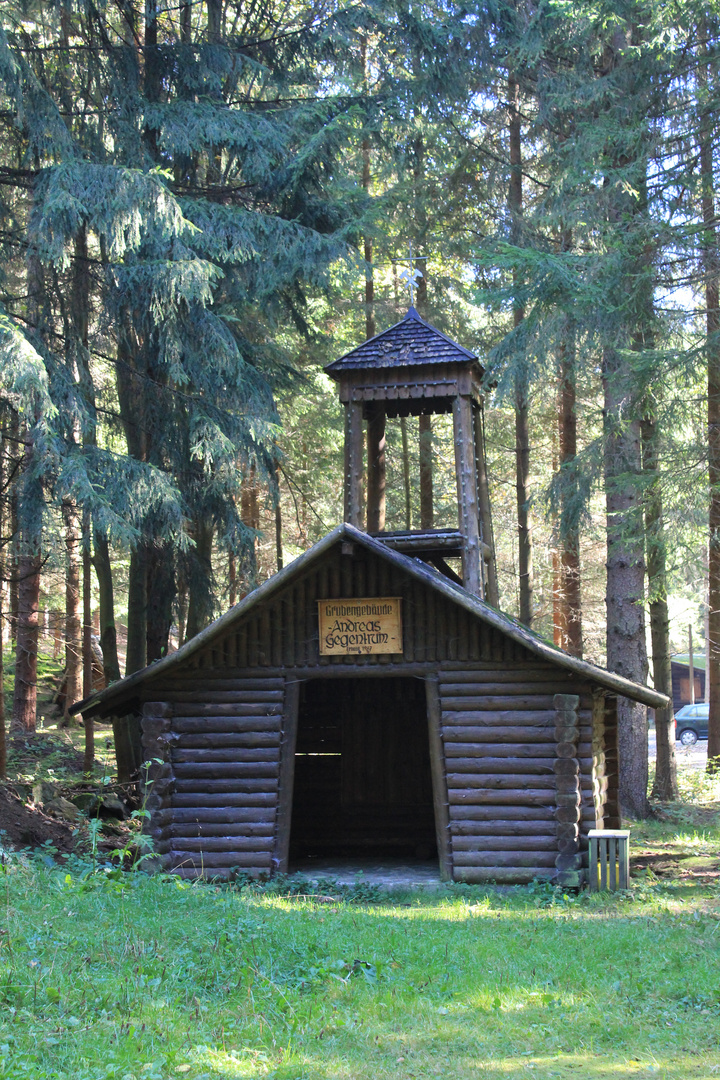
[454,867,554,884]
[452,835,557,852]
[172,749,279,764]
[453,851,557,868]
[170,823,275,839]
[442,726,555,743]
[172,793,276,807]
[449,789,555,806]
[449,804,555,821]
[159,690,284,704]
[169,851,272,868]
[175,732,280,748]
[174,779,277,793]
[173,763,278,778]
[163,837,271,853]
[172,717,281,733]
[166,807,275,824]
[444,757,555,775]
[172,867,270,880]
[447,773,556,790]
[442,696,560,712]
[443,743,555,759]
[171,704,284,718]
[440,682,589,697]
[450,820,556,836]
[439,666,566,681]
[442,706,559,722]
[153,678,284,691]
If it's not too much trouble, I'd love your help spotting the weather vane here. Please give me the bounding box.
[398,242,423,306]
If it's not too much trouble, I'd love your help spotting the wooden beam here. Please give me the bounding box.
[426,674,452,880]
[453,395,482,597]
[419,414,433,528]
[272,677,300,874]
[344,402,364,527]
[366,405,386,533]
[473,402,499,606]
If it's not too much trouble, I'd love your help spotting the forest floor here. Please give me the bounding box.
[0,649,719,1079]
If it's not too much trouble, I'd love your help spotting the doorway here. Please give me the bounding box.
[288,676,437,863]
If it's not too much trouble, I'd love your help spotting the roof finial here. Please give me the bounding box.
[398,241,423,308]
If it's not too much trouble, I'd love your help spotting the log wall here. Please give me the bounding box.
[141,677,284,878]
[134,546,618,883]
[438,666,596,884]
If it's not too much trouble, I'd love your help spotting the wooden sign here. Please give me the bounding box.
[318,597,402,656]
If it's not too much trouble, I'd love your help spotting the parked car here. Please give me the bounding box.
[674,703,708,746]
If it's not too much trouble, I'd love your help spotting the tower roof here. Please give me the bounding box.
[325,307,480,376]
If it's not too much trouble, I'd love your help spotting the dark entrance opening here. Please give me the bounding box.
[289,677,437,861]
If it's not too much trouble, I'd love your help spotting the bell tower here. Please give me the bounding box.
[325,307,498,603]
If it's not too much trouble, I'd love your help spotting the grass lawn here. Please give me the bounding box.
[1,648,719,1079]
[0,857,719,1080]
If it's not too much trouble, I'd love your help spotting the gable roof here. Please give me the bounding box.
[73,524,668,718]
[324,307,480,374]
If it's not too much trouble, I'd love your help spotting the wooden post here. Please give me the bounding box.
[473,402,499,606]
[426,674,451,880]
[344,401,364,528]
[273,677,300,875]
[419,414,433,529]
[689,624,695,704]
[553,693,583,887]
[366,405,386,533]
[453,395,482,597]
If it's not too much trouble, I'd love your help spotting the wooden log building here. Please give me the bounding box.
[75,309,668,885]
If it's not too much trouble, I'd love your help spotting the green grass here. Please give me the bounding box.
[0,860,718,1080]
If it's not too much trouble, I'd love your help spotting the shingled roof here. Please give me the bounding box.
[325,307,479,374]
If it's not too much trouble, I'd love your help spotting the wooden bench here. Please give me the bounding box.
[587,829,630,891]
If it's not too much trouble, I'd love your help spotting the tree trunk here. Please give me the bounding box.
[116,325,148,676]
[146,541,175,663]
[113,714,143,786]
[177,575,188,647]
[229,552,237,607]
[641,415,678,801]
[11,448,41,737]
[700,25,720,771]
[62,499,82,721]
[509,70,533,627]
[0,428,6,779]
[361,40,375,342]
[557,312,582,656]
[126,546,147,675]
[275,464,283,572]
[9,418,18,644]
[185,520,214,640]
[92,529,121,683]
[82,511,94,772]
[603,345,649,818]
[13,234,45,736]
